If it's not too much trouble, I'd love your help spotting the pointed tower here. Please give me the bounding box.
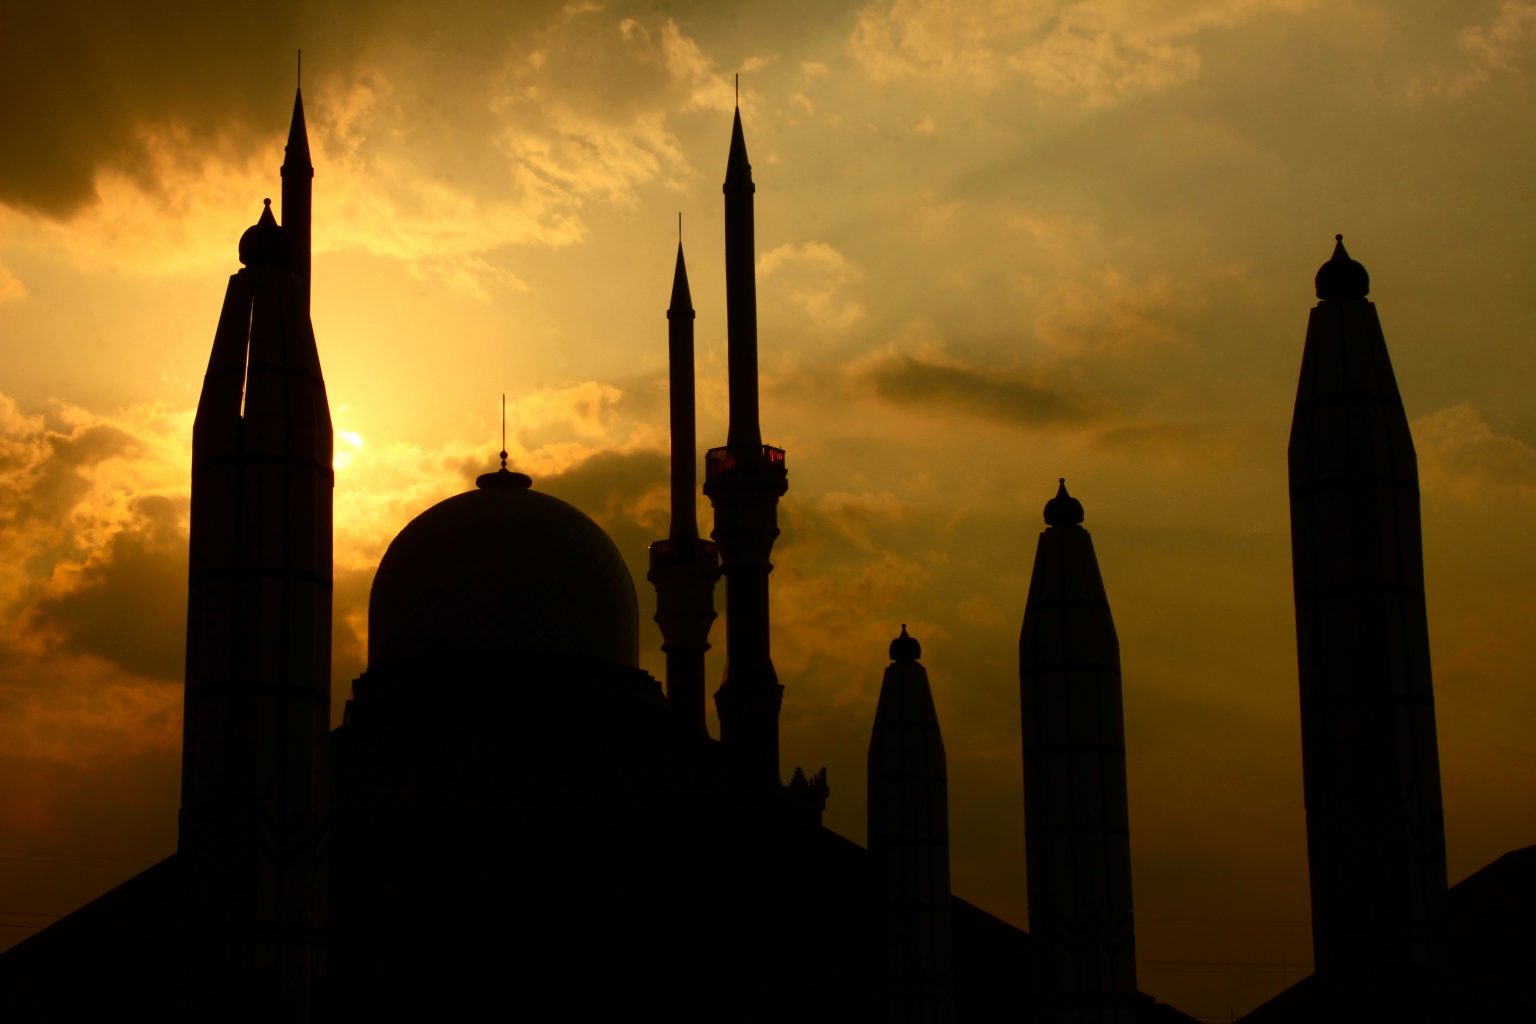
[178,197,331,1020]
[868,626,954,1023]
[281,81,313,313]
[1019,481,1138,1024]
[1288,236,1448,1020]
[649,238,720,732]
[703,102,789,789]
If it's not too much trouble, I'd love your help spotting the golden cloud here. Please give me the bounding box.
[848,0,1316,106]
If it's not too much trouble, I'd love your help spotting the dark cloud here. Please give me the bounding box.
[859,351,1102,427]
[0,0,696,219]
[6,424,140,526]
[0,3,325,215]
[540,450,670,620]
[32,495,187,681]
[1089,420,1208,451]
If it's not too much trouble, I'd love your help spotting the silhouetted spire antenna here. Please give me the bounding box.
[477,392,530,490]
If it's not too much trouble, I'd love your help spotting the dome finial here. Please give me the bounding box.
[1044,477,1085,527]
[478,393,531,489]
[1314,233,1370,301]
[889,624,921,663]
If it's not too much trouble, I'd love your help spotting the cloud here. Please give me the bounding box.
[0,2,322,216]
[0,5,732,292]
[31,496,188,681]
[1414,402,1536,505]
[850,348,1101,427]
[758,241,866,330]
[1412,1,1536,98]
[0,264,23,303]
[848,0,1314,106]
[1032,267,1203,353]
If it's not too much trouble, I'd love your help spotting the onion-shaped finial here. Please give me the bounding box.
[889,624,921,663]
[238,199,289,268]
[1314,233,1370,301]
[1044,478,1085,527]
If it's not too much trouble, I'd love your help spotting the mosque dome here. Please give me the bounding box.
[367,465,640,672]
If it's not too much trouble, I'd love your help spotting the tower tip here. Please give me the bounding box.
[889,624,921,663]
[1315,232,1369,302]
[1043,478,1085,528]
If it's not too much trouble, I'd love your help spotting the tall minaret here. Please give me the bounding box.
[648,237,719,732]
[1019,481,1139,1024]
[177,188,332,1017]
[867,626,954,1023]
[703,100,788,789]
[280,76,313,313]
[1288,236,1448,1021]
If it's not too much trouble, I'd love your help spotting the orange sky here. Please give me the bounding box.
[3,3,1535,1019]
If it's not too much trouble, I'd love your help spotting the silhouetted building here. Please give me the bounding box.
[1240,845,1536,1023]
[21,87,1526,1024]
[0,88,1207,1024]
[1286,236,1449,1022]
[1019,480,1139,1023]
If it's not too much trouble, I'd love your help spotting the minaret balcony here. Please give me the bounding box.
[705,444,786,478]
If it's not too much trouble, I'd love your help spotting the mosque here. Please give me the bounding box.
[1,85,1533,1023]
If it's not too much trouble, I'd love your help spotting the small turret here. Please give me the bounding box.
[1290,235,1447,1020]
[1019,480,1139,1024]
[868,625,954,1022]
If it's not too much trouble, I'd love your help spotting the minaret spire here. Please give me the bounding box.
[722,96,760,451]
[1019,480,1140,1023]
[705,100,789,790]
[1289,235,1448,1020]
[281,57,314,314]
[649,232,719,733]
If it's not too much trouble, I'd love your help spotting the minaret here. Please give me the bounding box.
[703,99,788,789]
[1019,481,1138,1024]
[178,197,332,1019]
[280,75,313,313]
[1288,236,1448,1021]
[648,237,719,732]
[868,626,954,1023]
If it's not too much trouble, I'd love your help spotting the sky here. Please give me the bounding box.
[2,1,1534,1018]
